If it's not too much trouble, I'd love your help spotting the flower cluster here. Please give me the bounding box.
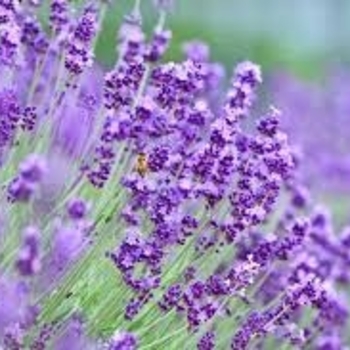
[0,1,349,350]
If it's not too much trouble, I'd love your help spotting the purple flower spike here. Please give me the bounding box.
[16,226,41,276]
[19,154,47,183]
[20,14,49,55]
[8,176,36,202]
[145,29,172,62]
[0,277,27,334]
[197,331,216,350]
[54,317,89,350]
[0,1,349,349]
[0,1,22,67]
[183,41,210,62]
[65,4,98,75]
[108,331,138,350]
[51,225,85,270]
[0,88,21,155]
[50,0,69,34]
[67,198,89,220]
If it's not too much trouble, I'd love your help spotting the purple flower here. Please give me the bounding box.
[197,331,216,350]
[108,331,138,350]
[19,154,47,182]
[183,41,210,62]
[50,0,69,34]
[51,224,85,270]
[0,1,349,349]
[0,1,22,67]
[145,29,172,62]
[67,198,89,220]
[54,318,90,350]
[65,4,98,75]
[16,226,41,276]
[0,277,27,334]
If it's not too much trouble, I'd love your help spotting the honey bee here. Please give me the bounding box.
[135,152,149,177]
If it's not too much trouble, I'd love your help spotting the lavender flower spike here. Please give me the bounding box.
[0,1,348,349]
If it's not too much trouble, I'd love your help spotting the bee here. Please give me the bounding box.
[135,152,149,177]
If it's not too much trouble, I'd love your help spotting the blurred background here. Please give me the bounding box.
[96,0,350,77]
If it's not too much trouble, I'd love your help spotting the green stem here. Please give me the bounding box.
[140,325,187,350]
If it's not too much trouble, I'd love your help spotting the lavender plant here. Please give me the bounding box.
[0,1,349,349]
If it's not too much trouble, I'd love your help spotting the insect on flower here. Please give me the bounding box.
[135,152,149,177]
